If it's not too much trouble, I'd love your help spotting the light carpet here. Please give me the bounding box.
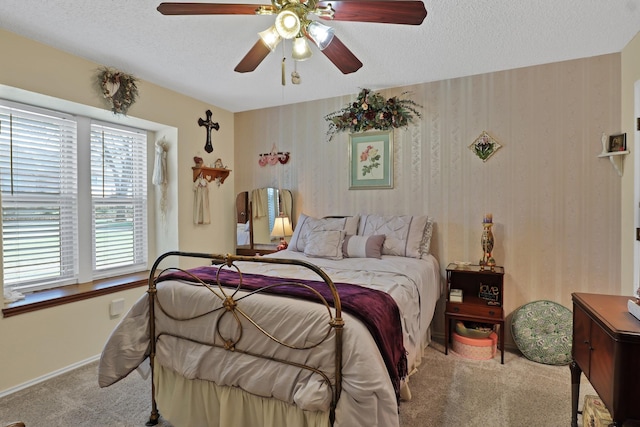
[0,340,603,427]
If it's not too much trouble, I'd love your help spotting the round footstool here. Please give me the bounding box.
[511,300,572,365]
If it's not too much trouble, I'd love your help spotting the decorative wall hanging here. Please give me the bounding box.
[324,88,422,141]
[258,144,290,166]
[95,66,139,115]
[349,130,393,190]
[470,131,502,162]
[192,156,231,186]
[152,138,169,223]
[198,109,220,153]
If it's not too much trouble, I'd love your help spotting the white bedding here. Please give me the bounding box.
[99,251,441,427]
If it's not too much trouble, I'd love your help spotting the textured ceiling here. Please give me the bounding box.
[1,0,639,112]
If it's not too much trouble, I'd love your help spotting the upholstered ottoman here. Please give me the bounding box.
[582,395,613,427]
[451,331,497,360]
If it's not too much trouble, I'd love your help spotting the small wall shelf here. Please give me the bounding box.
[192,166,231,184]
[598,150,629,177]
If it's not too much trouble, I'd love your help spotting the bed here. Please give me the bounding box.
[98,214,440,427]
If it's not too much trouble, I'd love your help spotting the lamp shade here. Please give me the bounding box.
[259,25,282,51]
[292,37,312,61]
[275,10,301,39]
[306,21,335,50]
[270,215,294,238]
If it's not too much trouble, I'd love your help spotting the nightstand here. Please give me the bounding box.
[236,244,278,256]
[444,263,505,364]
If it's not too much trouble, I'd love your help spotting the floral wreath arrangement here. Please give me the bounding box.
[324,88,422,141]
[95,67,139,115]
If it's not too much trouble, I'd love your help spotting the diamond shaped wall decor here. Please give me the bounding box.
[470,131,502,162]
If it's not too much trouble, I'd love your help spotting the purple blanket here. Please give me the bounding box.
[157,266,408,401]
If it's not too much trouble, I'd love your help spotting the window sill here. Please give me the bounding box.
[2,271,150,318]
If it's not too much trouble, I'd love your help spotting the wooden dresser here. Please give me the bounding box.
[570,293,640,427]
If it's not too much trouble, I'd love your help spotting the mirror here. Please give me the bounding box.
[236,188,293,252]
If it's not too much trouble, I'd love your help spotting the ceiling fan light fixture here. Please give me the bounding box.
[275,10,301,39]
[313,5,335,19]
[258,25,282,51]
[255,5,275,15]
[292,37,313,61]
[306,21,335,50]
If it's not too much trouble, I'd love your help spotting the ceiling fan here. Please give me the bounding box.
[157,1,427,75]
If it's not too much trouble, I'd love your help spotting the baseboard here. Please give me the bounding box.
[0,354,100,398]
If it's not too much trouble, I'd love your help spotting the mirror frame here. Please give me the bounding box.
[236,188,293,255]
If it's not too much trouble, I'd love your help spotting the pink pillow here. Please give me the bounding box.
[342,234,386,259]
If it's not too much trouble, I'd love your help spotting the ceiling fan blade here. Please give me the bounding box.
[320,36,363,74]
[317,0,427,25]
[157,2,274,15]
[234,40,272,73]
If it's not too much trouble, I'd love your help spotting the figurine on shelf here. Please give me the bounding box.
[480,213,496,270]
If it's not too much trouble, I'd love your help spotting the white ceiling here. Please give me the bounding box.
[1,0,640,113]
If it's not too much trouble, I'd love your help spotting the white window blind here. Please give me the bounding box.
[90,122,147,277]
[0,102,78,293]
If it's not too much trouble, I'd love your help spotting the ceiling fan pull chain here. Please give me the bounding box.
[281,57,286,86]
[292,61,301,85]
[281,40,286,86]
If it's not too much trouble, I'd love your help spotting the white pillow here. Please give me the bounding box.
[304,230,346,260]
[358,214,429,258]
[288,213,360,252]
[342,234,386,259]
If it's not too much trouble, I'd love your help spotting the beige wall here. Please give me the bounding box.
[236,54,623,338]
[621,31,640,296]
[0,29,236,393]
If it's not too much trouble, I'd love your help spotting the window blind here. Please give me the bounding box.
[0,102,78,293]
[90,122,147,277]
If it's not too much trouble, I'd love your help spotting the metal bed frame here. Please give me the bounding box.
[145,251,344,426]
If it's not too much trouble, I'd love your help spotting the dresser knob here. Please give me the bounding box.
[489,310,495,316]
[453,307,459,313]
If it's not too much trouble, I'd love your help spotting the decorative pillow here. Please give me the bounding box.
[288,213,359,252]
[419,217,434,258]
[304,230,346,260]
[343,234,386,259]
[358,214,429,258]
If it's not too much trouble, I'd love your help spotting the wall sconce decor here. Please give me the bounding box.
[470,131,502,162]
[258,144,290,166]
[198,109,220,153]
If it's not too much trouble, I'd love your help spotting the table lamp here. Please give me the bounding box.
[270,213,293,250]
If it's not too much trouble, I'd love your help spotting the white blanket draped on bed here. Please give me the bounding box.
[99,251,441,427]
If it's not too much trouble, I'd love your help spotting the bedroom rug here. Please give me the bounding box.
[0,340,603,427]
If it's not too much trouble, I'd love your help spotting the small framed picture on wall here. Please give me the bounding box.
[608,133,626,152]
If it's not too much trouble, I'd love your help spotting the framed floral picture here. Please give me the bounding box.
[348,130,393,189]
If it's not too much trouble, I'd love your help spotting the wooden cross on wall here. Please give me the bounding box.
[198,109,220,153]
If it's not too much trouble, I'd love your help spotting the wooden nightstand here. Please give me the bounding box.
[444,263,505,364]
[236,244,279,256]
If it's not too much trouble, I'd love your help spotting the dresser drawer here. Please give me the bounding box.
[447,302,503,318]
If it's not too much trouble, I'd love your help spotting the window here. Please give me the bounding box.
[0,100,148,295]
[0,102,78,293]
[91,122,147,277]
